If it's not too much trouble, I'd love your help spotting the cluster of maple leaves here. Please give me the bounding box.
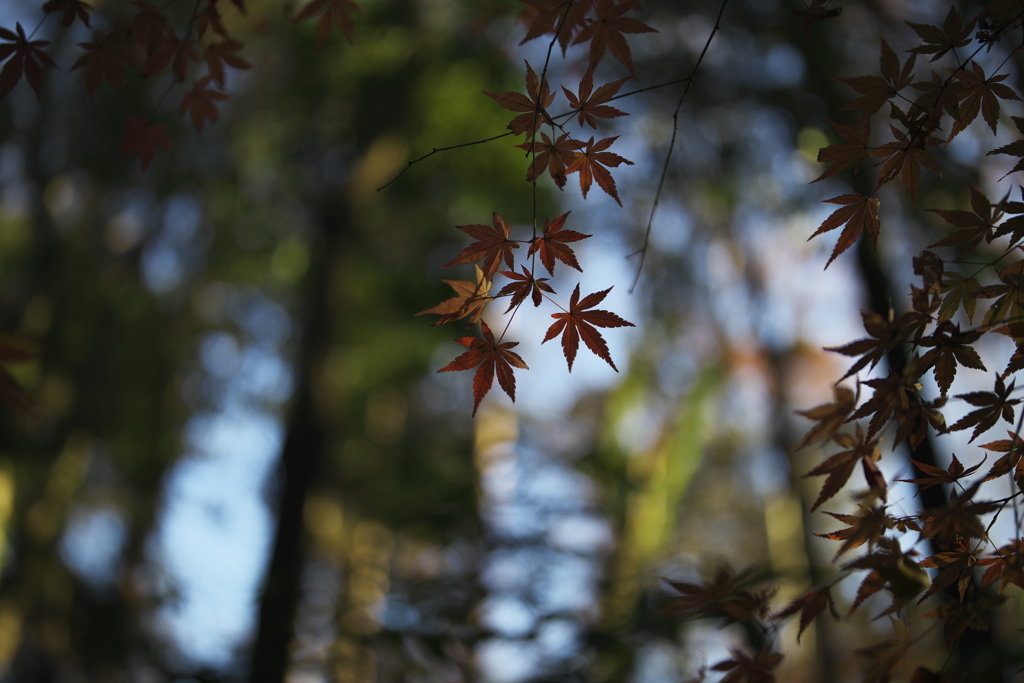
[0,0,361,169]
[662,2,1024,681]
[416,0,655,414]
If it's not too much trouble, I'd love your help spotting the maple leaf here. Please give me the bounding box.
[793,0,843,42]
[710,648,783,683]
[809,194,880,268]
[855,620,912,683]
[72,30,141,94]
[443,212,519,278]
[565,135,633,205]
[795,384,857,449]
[825,309,898,381]
[527,211,590,275]
[572,0,657,76]
[438,321,528,416]
[924,593,1009,650]
[804,425,882,512]
[203,40,252,85]
[979,263,1024,340]
[916,321,986,396]
[544,284,633,372]
[484,61,554,137]
[812,119,872,183]
[519,0,592,53]
[0,23,58,101]
[416,265,493,326]
[906,5,974,62]
[127,1,173,48]
[987,115,1024,177]
[844,538,929,618]
[517,132,576,187]
[665,565,774,625]
[945,374,1019,441]
[929,185,1001,258]
[142,31,199,81]
[296,0,365,45]
[118,115,172,169]
[981,431,1024,488]
[872,124,941,204]
[850,368,927,442]
[562,67,628,129]
[836,39,915,121]
[180,75,230,131]
[497,267,554,311]
[816,506,917,558]
[901,454,984,499]
[920,482,999,546]
[978,539,1024,592]
[918,538,978,604]
[949,61,1021,137]
[43,0,94,28]
[771,586,838,642]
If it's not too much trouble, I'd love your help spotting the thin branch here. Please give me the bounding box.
[628,0,729,293]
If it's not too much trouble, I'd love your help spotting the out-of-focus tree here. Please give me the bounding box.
[5,1,1024,682]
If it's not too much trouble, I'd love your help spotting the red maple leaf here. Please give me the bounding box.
[484,61,554,137]
[438,321,528,415]
[203,40,251,85]
[517,131,576,187]
[141,31,198,81]
[519,0,592,53]
[528,211,590,275]
[565,135,633,205]
[72,29,142,94]
[562,66,628,129]
[443,212,520,277]
[0,23,58,101]
[119,115,172,169]
[416,265,493,326]
[544,284,634,371]
[43,0,94,28]
[571,0,656,76]
[180,75,229,131]
[497,267,554,311]
[809,193,881,268]
[296,0,365,44]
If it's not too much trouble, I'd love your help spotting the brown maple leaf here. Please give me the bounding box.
[812,119,871,183]
[906,5,974,62]
[443,212,519,278]
[203,40,251,85]
[528,211,590,275]
[142,31,199,81]
[562,66,628,129]
[710,648,783,683]
[804,424,883,512]
[572,0,657,76]
[497,267,554,311]
[565,135,633,205]
[519,0,592,53]
[484,61,554,137]
[119,115,172,169]
[794,384,856,448]
[872,124,941,205]
[296,0,365,45]
[180,75,229,131]
[517,131,576,187]
[43,0,94,28]
[665,564,774,625]
[918,538,978,603]
[72,29,141,94]
[771,586,838,642]
[809,193,880,268]
[544,284,633,372]
[949,61,1021,136]
[438,321,528,416]
[978,539,1024,592]
[417,265,493,326]
[0,23,58,101]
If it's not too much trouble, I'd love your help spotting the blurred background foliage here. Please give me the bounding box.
[1,0,1023,681]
